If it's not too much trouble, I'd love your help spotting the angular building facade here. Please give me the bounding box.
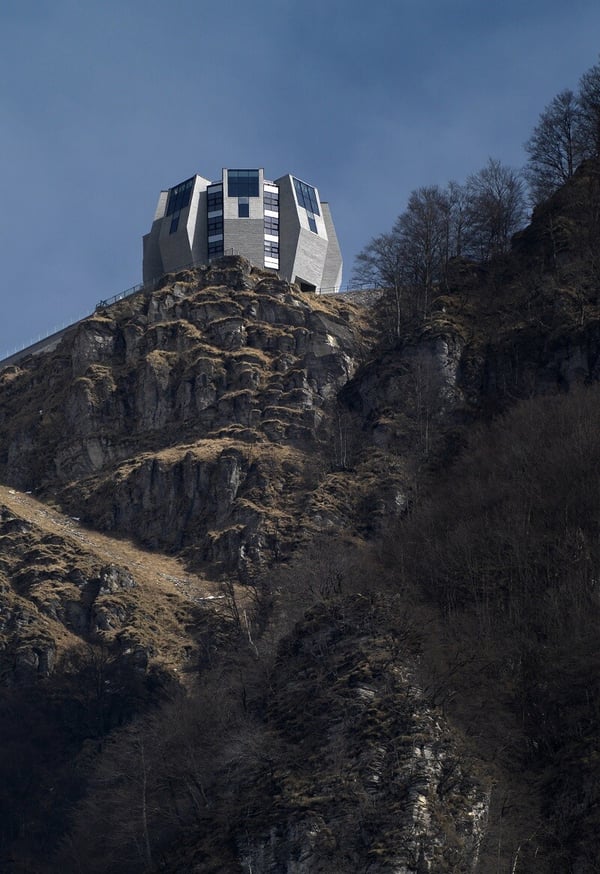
[143,168,342,292]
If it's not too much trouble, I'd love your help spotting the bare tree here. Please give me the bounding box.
[352,230,405,339]
[409,349,444,458]
[464,158,527,258]
[393,185,453,318]
[525,89,589,203]
[578,58,600,157]
[353,185,462,335]
[446,180,469,259]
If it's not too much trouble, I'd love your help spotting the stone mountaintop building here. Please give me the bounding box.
[143,168,343,293]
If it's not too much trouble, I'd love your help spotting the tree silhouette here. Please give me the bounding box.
[525,89,589,203]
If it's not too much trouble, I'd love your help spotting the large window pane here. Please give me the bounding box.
[293,178,320,217]
[228,169,259,198]
[166,177,194,216]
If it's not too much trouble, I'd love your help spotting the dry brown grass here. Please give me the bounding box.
[0,484,231,675]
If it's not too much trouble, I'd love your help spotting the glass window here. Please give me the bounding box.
[207,187,223,212]
[264,190,279,211]
[264,241,279,257]
[166,177,194,216]
[238,197,250,218]
[264,216,279,235]
[228,169,259,198]
[208,216,223,234]
[308,215,317,234]
[293,178,320,216]
[208,240,224,257]
[170,211,180,234]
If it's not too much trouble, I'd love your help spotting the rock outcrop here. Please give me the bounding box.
[0,258,373,573]
[0,489,217,688]
[175,597,488,874]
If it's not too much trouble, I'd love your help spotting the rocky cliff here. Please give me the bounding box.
[0,258,376,576]
[0,255,491,873]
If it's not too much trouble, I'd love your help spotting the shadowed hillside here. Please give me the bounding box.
[3,159,600,871]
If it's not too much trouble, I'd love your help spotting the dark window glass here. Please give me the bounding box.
[208,216,223,234]
[170,212,180,234]
[293,178,320,216]
[308,215,317,234]
[264,216,279,235]
[264,190,279,211]
[208,241,224,257]
[238,197,250,218]
[207,188,223,212]
[264,241,279,257]
[228,169,259,198]
[166,177,194,216]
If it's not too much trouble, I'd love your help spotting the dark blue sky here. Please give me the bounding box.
[2,0,600,355]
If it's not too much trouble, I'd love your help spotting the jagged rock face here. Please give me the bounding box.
[348,332,466,416]
[193,598,488,874]
[512,158,600,269]
[63,440,313,570]
[0,503,120,683]
[479,320,600,403]
[0,262,371,572]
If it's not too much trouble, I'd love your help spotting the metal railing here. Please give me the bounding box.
[317,283,382,295]
[1,258,383,364]
[96,277,159,310]
[0,312,92,364]
[0,252,245,362]
[95,250,241,310]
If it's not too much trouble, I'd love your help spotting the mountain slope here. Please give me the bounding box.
[0,258,378,575]
[4,159,600,871]
[0,482,234,871]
